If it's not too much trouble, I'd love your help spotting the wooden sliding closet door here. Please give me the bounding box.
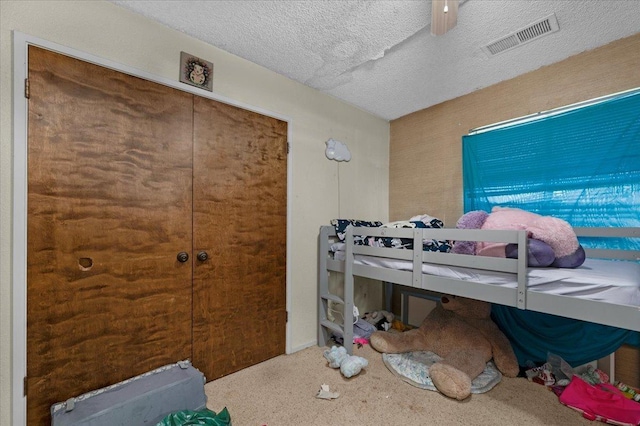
[26,46,194,425]
[192,97,288,380]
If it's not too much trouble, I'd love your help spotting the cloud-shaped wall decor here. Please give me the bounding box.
[325,138,351,162]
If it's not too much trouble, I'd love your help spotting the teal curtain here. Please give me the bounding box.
[462,89,640,367]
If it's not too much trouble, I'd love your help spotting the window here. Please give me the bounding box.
[462,88,640,366]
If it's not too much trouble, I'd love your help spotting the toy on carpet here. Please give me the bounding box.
[453,206,585,268]
[390,319,415,332]
[323,346,369,378]
[362,310,394,331]
[370,295,519,400]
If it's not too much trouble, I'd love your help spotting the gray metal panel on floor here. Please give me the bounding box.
[51,361,206,426]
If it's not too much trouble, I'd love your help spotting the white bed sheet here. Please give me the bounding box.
[351,254,640,307]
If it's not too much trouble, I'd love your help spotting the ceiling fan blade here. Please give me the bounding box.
[431,0,458,36]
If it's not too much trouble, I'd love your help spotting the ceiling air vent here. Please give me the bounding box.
[482,13,560,56]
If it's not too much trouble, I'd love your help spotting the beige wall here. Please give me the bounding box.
[390,33,640,226]
[389,32,640,387]
[0,1,389,423]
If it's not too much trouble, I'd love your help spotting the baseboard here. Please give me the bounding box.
[289,340,317,354]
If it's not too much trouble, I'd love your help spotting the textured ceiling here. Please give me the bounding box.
[110,0,640,121]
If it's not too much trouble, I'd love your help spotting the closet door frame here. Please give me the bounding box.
[11,31,293,426]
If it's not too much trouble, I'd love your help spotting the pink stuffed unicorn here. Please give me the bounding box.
[453,207,585,268]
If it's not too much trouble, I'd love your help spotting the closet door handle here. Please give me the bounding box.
[177,252,189,263]
[197,251,209,262]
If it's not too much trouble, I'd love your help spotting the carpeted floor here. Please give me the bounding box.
[204,343,592,425]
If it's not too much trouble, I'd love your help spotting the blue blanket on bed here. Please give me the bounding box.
[491,306,640,367]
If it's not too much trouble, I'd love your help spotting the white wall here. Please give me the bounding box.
[0,1,389,424]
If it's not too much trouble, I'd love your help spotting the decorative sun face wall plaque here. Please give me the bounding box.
[180,52,213,91]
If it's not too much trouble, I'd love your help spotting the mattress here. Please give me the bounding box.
[352,255,640,307]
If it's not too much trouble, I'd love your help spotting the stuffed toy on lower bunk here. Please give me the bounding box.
[453,206,585,268]
[370,295,519,400]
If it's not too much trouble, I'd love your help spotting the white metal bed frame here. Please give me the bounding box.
[318,225,640,355]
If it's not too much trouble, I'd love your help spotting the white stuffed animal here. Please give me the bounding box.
[323,346,368,378]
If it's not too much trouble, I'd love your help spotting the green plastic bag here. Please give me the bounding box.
[156,407,231,426]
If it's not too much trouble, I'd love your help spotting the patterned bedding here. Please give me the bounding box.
[330,215,452,253]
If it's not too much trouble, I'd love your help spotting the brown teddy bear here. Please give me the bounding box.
[370,295,519,400]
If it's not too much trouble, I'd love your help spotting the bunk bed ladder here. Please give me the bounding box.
[342,226,356,354]
[318,226,354,354]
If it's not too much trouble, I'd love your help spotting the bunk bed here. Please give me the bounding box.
[318,225,640,355]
